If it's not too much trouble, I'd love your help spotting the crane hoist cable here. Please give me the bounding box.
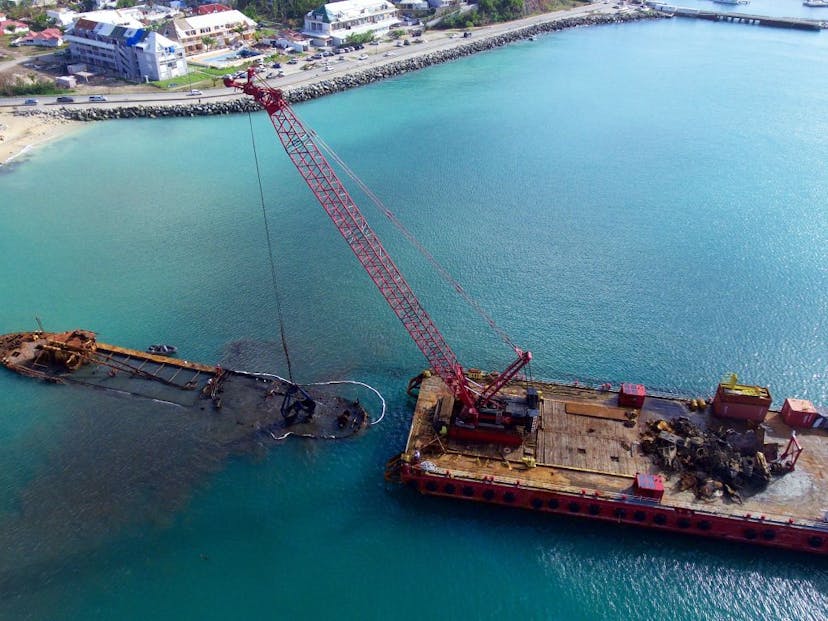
[247,111,295,383]
[291,104,520,355]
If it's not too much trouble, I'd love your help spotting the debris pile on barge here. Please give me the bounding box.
[640,417,775,502]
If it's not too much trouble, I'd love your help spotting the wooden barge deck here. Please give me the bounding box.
[396,376,828,555]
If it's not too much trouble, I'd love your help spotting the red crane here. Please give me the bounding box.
[225,69,533,443]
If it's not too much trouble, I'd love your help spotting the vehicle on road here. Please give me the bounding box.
[88,95,107,102]
[187,89,202,96]
[23,98,39,106]
[287,58,298,64]
[56,96,75,103]
[358,54,368,60]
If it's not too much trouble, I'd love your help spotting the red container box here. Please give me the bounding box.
[634,473,664,501]
[619,383,646,408]
[781,398,819,428]
[712,382,771,422]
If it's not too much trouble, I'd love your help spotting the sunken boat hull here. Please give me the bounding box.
[0,330,368,442]
[390,375,828,555]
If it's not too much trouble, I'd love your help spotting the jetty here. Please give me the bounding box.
[647,3,825,30]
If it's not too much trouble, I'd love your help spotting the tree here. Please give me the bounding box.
[201,36,217,50]
[30,13,52,32]
[345,30,375,45]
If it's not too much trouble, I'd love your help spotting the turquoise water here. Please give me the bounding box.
[2,10,828,620]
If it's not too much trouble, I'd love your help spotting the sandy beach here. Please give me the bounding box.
[0,112,81,167]
[0,2,634,168]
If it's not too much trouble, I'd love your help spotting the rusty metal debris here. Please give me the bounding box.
[640,417,779,502]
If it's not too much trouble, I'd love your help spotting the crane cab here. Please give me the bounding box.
[436,387,540,447]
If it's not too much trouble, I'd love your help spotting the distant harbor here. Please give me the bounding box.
[647,2,826,29]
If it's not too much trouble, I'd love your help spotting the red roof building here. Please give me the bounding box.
[196,3,231,15]
[1,20,29,35]
[14,28,64,47]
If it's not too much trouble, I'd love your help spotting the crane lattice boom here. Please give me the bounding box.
[225,69,530,424]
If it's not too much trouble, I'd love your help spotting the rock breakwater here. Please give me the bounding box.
[16,10,657,123]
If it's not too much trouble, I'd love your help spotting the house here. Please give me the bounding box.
[196,4,231,15]
[68,10,144,28]
[161,9,256,55]
[275,30,312,53]
[66,19,187,82]
[397,1,429,10]
[1,20,29,35]
[47,8,78,27]
[13,28,64,47]
[303,0,399,48]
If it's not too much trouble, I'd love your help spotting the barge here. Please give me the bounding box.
[389,374,828,555]
[0,330,368,441]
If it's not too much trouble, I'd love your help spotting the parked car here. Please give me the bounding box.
[287,58,298,64]
[187,89,202,96]
[272,62,281,68]
[357,54,368,60]
[311,53,323,60]
[23,98,39,106]
[88,95,107,102]
[56,96,75,103]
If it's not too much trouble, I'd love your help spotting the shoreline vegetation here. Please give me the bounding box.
[0,5,658,167]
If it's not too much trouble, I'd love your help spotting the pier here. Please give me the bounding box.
[647,3,826,30]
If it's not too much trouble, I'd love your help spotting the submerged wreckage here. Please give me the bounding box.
[0,330,369,442]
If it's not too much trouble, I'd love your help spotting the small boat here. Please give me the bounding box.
[803,0,828,7]
[147,344,178,356]
[712,0,748,5]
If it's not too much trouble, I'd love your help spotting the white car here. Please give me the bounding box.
[357,54,368,60]
[187,89,202,96]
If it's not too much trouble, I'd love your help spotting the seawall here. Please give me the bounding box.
[16,10,658,123]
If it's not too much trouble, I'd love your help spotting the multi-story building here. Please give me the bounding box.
[66,19,187,82]
[303,0,399,47]
[160,10,257,56]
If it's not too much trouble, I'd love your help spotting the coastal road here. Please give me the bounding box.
[0,1,623,110]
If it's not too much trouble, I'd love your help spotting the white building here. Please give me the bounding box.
[161,10,257,56]
[66,19,187,82]
[275,30,312,53]
[49,6,181,29]
[303,0,399,47]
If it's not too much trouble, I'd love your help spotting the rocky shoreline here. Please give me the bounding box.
[14,10,658,123]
